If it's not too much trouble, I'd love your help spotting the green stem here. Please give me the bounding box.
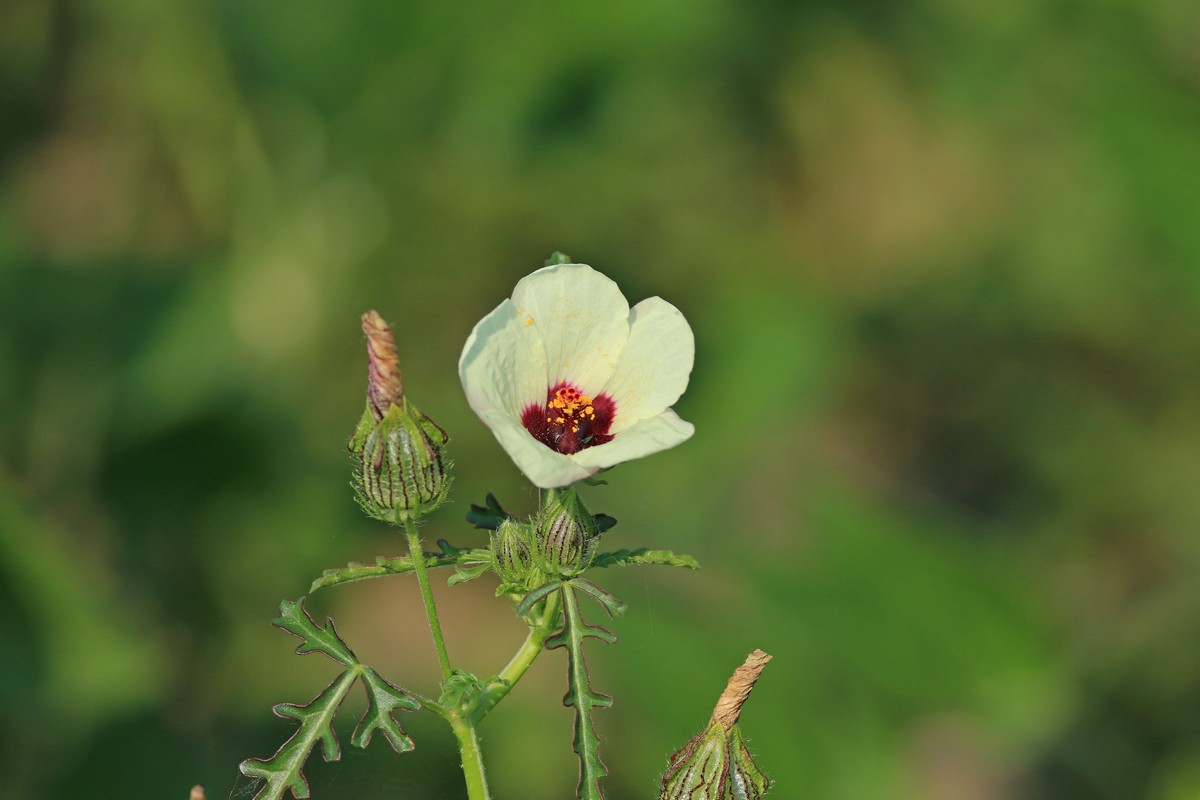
[473,591,562,722]
[449,712,492,800]
[402,514,453,681]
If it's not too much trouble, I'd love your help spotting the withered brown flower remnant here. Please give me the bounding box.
[362,309,404,419]
[711,649,772,731]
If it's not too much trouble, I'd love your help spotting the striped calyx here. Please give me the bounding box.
[534,487,599,578]
[660,651,773,800]
[350,399,451,523]
[490,519,537,589]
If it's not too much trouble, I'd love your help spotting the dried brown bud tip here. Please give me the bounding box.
[711,649,772,731]
[362,310,404,419]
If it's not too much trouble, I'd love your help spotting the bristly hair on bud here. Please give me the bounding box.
[349,311,452,523]
[489,519,539,591]
[660,650,773,800]
[533,487,599,578]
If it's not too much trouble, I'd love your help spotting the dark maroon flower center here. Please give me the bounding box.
[521,381,616,455]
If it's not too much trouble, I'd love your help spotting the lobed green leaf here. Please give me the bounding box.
[549,583,619,800]
[515,579,563,618]
[309,542,490,593]
[239,670,357,800]
[351,667,420,752]
[466,492,510,530]
[241,600,422,800]
[273,598,357,666]
[590,548,699,571]
[592,513,618,533]
[447,561,492,586]
[570,579,627,618]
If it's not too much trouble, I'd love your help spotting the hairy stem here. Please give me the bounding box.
[474,591,563,722]
[402,515,453,681]
[449,713,492,800]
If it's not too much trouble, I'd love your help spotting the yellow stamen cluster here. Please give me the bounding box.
[546,386,596,434]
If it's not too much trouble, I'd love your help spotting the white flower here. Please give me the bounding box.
[459,263,695,488]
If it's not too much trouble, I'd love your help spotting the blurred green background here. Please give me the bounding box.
[3,0,1200,798]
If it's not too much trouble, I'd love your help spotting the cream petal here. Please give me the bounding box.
[599,297,694,435]
[511,264,630,396]
[459,298,548,418]
[571,409,695,471]
[484,410,594,488]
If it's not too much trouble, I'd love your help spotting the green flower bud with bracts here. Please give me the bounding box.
[350,311,452,523]
[490,518,538,590]
[350,400,451,522]
[534,487,599,577]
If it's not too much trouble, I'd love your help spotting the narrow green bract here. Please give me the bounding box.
[729,727,770,800]
[660,721,729,800]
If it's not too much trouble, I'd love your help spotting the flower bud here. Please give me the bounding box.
[490,519,537,588]
[349,311,451,522]
[659,650,773,800]
[534,488,598,577]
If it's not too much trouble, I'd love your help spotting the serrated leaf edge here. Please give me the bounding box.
[310,546,491,593]
[589,548,700,571]
[549,583,620,800]
[239,670,357,800]
[274,598,357,666]
[240,604,422,800]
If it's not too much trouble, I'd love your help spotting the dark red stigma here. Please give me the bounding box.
[521,381,616,455]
